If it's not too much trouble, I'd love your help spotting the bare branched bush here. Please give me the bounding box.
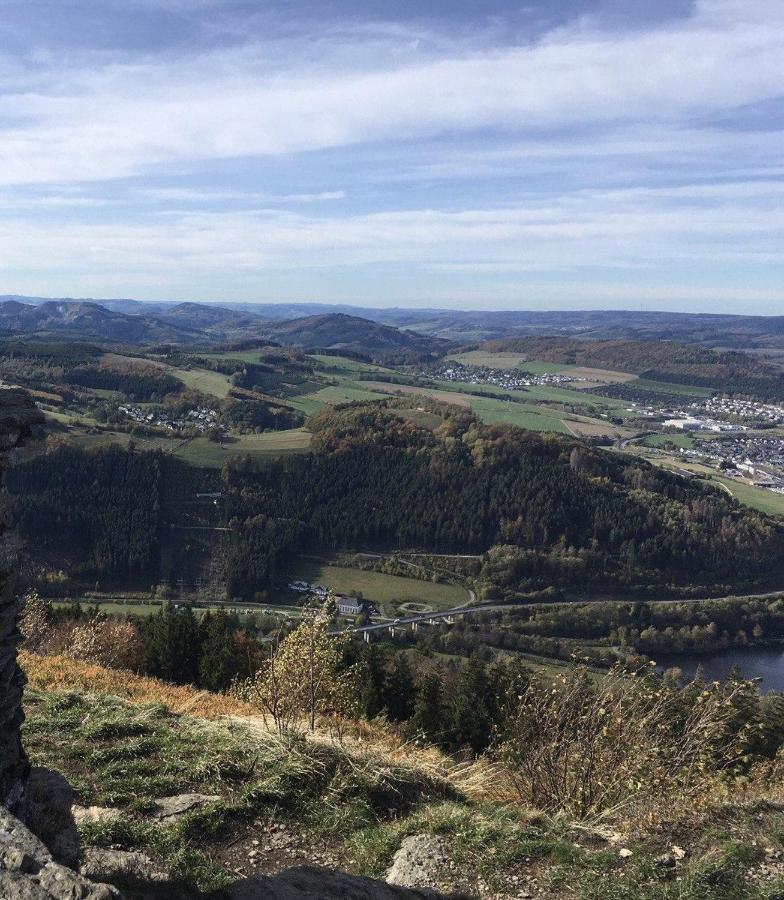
[18,590,53,651]
[497,665,749,824]
[232,615,357,735]
[66,614,143,671]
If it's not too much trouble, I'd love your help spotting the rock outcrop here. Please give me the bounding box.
[0,389,44,814]
[227,866,445,899]
[0,807,120,899]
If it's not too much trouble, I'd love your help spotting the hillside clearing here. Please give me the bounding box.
[290,557,467,612]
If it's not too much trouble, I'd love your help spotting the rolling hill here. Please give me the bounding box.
[265,313,446,362]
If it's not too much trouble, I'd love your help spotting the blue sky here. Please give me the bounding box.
[0,0,782,313]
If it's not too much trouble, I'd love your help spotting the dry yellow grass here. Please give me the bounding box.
[20,650,502,801]
[20,651,256,718]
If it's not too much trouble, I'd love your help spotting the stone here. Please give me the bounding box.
[671,846,687,860]
[386,835,450,890]
[0,391,44,813]
[81,848,169,888]
[72,808,122,827]
[618,848,633,859]
[655,853,676,869]
[26,769,80,870]
[228,866,447,899]
[150,793,221,822]
[0,807,120,899]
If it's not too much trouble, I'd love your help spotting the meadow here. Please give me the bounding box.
[68,427,312,467]
[171,366,233,398]
[291,557,467,613]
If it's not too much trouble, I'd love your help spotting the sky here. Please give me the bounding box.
[0,0,782,313]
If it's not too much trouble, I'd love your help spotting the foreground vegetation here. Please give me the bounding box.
[19,648,784,898]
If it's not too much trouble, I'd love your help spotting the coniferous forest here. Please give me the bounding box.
[8,402,784,599]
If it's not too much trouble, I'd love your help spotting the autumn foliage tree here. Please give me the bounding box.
[233,614,357,735]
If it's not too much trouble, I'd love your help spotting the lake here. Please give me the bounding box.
[656,646,784,692]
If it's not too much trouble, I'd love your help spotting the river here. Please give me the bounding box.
[656,646,784,692]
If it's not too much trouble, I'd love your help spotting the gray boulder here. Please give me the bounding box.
[26,769,80,870]
[227,866,446,899]
[151,793,221,823]
[0,806,120,899]
[386,835,451,891]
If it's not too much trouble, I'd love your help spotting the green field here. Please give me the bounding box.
[435,379,630,410]
[293,383,388,410]
[172,367,233,398]
[68,428,312,467]
[396,408,443,429]
[467,396,572,433]
[629,378,713,398]
[447,351,575,374]
[641,432,696,449]
[713,476,784,517]
[640,451,784,518]
[172,430,312,467]
[308,354,392,374]
[292,558,467,612]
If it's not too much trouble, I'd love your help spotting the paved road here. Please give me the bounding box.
[331,586,784,637]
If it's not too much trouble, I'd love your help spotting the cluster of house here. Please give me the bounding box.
[288,580,369,616]
[117,404,224,433]
[701,396,784,425]
[678,436,784,493]
[424,362,584,391]
[657,397,784,433]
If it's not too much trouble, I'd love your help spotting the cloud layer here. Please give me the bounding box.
[0,0,781,310]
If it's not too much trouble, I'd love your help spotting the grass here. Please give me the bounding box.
[628,378,714,399]
[298,384,389,406]
[308,354,392,374]
[21,652,784,898]
[638,452,784,518]
[447,351,577,374]
[172,367,234,398]
[21,669,458,894]
[714,476,784,518]
[172,430,312,467]
[641,432,696,449]
[291,557,467,611]
[67,428,312,467]
[467,396,572,433]
[52,601,164,617]
[20,652,256,718]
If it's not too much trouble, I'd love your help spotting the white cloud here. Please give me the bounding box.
[0,0,781,186]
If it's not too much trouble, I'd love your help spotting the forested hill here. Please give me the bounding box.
[482,335,784,401]
[223,402,784,598]
[8,401,784,598]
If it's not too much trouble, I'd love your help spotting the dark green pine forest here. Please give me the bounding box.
[7,402,784,598]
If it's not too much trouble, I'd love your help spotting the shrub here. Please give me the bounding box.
[66,615,144,671]
[497,665,749,824]
[232,614,357,734]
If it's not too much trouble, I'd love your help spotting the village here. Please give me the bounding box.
[117,403,226,434]
[424,361,586,391]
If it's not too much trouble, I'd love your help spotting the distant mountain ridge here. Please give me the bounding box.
[0,299,444,362]
[2,296,784,351]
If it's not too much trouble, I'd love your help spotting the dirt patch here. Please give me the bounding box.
[99,353,171,374]
[563,419,634,439]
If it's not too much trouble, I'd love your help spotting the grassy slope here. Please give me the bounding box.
[172,367,234,398]
[66,428,312,467]
[20,652,784,899]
